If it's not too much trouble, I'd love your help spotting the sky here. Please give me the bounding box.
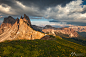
[0,0,86,27]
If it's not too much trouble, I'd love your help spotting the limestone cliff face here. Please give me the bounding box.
[0,14,45,42]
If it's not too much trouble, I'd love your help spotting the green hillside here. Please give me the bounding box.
[0,38,86,57]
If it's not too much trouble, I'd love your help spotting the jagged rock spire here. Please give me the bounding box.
[23,14,31,27]
[16,18,19,23]
[24,14,30,20]
[24,14,27,18]
[16,17,19,19]
[20,16,23,19]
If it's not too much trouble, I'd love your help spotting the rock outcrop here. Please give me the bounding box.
[0,14,45,42]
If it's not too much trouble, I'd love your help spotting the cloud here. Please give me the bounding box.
[0,16,3,18]
[67,22,86,26]
[0,1,45,17]
[43,0,86,22]
[0,0,86,23]
[15,1,45,16]
[0,4,17,15]
[80,5,86,13]
[0,0,73,16]
[16,0,73,9]
[30,17,43,19]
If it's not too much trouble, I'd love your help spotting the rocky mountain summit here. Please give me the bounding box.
[0,14,45,42]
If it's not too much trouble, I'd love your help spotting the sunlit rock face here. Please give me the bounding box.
[0,14,45,42]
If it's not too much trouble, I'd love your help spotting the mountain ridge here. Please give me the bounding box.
[32,25,79,38]
[0,14,45,42]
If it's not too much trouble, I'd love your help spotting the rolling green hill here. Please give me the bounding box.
[0,38,86,57]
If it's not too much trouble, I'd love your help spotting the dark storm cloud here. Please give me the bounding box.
[0,0,86,23]
[0,0,73,10]
[0,0,17,8]
[49,20,86,26]
[0,0,23,14]
[81,6,86,14]
[49,19,60,22]
[30,17,43,19]
[16,0,73,10]
[67,22,86,26]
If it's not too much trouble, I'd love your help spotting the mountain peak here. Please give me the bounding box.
[24,14,27,18]
[20,16,23,19]
[24,14,29,19]
[24,14,30,20]
[16,17,19,19]
[8,16,13,18]
[3,16,16,24]
[23,14,31,26]
[16,18,19,24]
